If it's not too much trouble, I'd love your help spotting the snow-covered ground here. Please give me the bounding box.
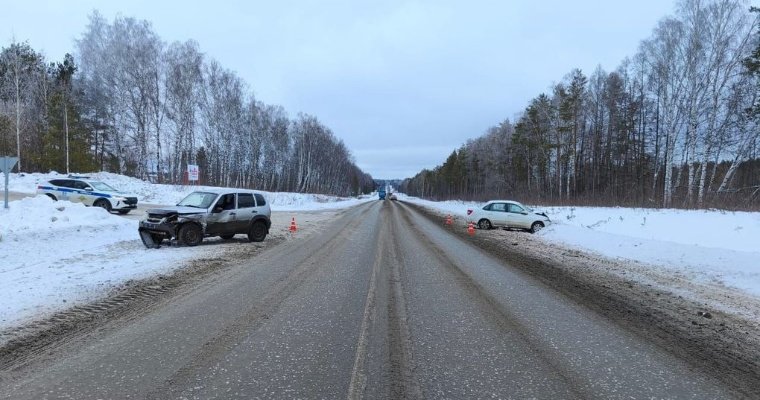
[1,172,373,330]
[402,194,760,298]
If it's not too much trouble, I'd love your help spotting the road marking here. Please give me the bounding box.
[346,236,382,400]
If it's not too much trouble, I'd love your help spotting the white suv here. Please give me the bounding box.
[467,200,550,233]
[36,176,139,214]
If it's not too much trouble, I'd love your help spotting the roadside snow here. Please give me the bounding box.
[403,195,760,297]
[7,171,372,211]
[0,196,207,330]
[1,172,372,331]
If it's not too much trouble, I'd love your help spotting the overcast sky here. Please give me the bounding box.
[2,1,677,179]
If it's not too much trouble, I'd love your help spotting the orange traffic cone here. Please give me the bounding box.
[445,214,452,225]
[467,221,475,236]
[289,217,298,233]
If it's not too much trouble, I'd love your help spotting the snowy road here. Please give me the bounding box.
[0,200,742,398]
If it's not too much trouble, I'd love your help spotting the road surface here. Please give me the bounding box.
[0,200,735,399]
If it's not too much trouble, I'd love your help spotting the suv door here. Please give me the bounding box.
[234,193,257,233]
[206,193,237,236]
[70,180,92,205]
[54,179,77,201]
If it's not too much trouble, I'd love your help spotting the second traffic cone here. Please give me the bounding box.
[289,217,298,233]
[467,221,475,236]
[445,214,452,225]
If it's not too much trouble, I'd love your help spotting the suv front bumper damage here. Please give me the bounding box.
[138,221,175,248]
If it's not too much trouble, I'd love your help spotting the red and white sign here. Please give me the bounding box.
[187,164,199,182]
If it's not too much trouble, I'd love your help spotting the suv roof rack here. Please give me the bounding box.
[67,174,91,179]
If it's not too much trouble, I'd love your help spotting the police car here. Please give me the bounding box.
[36,175,139,214]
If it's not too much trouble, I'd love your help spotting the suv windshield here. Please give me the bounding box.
[177,192,218,208]
[89,181,117,191]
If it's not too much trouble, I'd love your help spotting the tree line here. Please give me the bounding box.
[0,11,374,196]
[401,0,760,209]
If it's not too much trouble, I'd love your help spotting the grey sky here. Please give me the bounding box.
[2,1,676,179]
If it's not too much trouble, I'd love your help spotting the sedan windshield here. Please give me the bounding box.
[177,192,218,208]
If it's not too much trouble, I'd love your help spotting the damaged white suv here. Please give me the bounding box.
[138,188,271,248]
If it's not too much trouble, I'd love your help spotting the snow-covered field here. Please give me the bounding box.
[403,195,760,298]
[1,172,373,331]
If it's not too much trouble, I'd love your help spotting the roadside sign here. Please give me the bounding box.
[1,156,19,209]
[187,164,199,182]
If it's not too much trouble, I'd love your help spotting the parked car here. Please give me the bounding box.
[467,200,550,233]
[36,176,138,214]
[138,188,271,248]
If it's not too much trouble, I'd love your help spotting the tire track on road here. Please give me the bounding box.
[147,202,379,399]
[385,203,423,399]
[394,201,592,399]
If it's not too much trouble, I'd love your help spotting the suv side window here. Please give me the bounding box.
[254,193,266,207]
[238,193,255,208]
[72,181,89,190]
[215,193,237,210]
[50,179,67,187]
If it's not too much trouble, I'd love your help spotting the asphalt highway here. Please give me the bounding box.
[0,200,733,399]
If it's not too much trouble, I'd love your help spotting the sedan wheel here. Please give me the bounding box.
[530,221,544,233]
[478,219,492,230]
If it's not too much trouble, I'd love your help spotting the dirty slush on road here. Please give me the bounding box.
[408,203,760,399]
[0,211,333,371]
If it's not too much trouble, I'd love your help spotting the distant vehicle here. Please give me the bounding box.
[36,176,138,214]
[467,200,550,233]
[389,193,398,201]
[378,189,386,200]
[138,188,271,248]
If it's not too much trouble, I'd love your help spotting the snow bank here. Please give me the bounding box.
[0,195,214,330]
[7,171,372,210]
[403,195,760,297]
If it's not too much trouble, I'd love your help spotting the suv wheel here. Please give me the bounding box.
[248,221,267,242]
[179,224,203,246]
[94,199,112,212]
